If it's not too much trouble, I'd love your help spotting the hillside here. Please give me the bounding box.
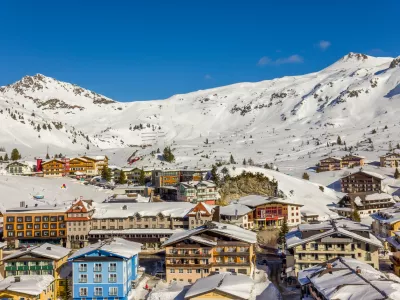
[1,52,400,172]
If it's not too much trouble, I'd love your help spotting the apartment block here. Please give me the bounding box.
[219,203,254,229]
[66,199,95,249]
[177,181,219,205]
[163,221,257,284]
[380,152,400,168]
[68,238,141,300]
[340,170,384,193]
[371,205,400,250]
[285,219,382,277]
[333,192,395,219]
[3,204,67,248]
[318,157,342,172]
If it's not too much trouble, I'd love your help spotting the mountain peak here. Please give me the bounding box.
[341,52,369,61]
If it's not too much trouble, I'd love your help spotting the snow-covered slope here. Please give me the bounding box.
[1,52,400,170]
[219,166,341,219]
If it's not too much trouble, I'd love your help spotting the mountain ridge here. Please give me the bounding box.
[0,52,399,170]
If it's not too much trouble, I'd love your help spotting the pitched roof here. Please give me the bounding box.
[41,159,65,165]
[342,170,385,180]
[3,243,71,261]
[298,257,400,300]
[163,221,257,246]
[0,275,55,296]
[68,238,142,260]
[320,156,342,161]
[220,203,253,217]
[184,273,254,299]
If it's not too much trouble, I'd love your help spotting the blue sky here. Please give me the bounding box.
[0,0,398,101]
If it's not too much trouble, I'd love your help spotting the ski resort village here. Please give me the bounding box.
[1,52,400,300]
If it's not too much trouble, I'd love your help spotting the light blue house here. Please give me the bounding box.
[68,238,142,300]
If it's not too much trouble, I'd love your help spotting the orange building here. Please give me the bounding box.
[3,204,67,248]
[41,159,67,177]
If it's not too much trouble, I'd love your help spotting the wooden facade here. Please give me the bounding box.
[318,157,341,172]
[341,171,383,193]
[341,155,365,168]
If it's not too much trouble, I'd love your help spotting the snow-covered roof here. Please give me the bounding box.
[92,202,195,219]
[148,282,190,300]
[163,221,257,246]
[298,257,400,300]
[180,180,216,189]
[0,242,6,249]
[68,237,142,260]
[6,205,67,214]
[220,203,253,216]
[320,156,342,161]
[84,155,107,161]
[236,195,269,207]
[343,170,385,180]
[185,273,254,299]
[371,207,400,225]
[89,228,184,235]
[3,243,70,261]
[0,275,54,296]
[287,219,382,248]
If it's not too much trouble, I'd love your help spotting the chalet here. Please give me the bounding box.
[69,157,96,176]
[333,192,395,218]
[340,170,384,194]
[380,152,400,168]
[341,154,365,168]
[81,155,108,175]
[318,157,341,172]
[41,159,67,177]
[6,161,32,175]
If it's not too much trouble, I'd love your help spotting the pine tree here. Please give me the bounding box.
[118,170,127,184]
[46,153,50,159]
[86,144,89,150]
[163,146,175,163]
[11,148,20,161]
[205,138,208,144]
[264,163,270,169]
[351,209,361,222]
[37,124,41,132]
[248,158,254,166]
[302,172,310,180]
[278,218,289,246]
[389,141,393,152]
[211,165,220,186]
[63,277,71,300]
[221,166,229,177]
[396,161,399,168]
[0,156,3,161]
[4,153,8,161]
[139,168,146,185]
[54,154,59,158]
[337,136,342,145]
[230,154,236,164]
[101,167,112,182]
[397,143,400,150]
[395,168,400,179]
[243,158,247,165]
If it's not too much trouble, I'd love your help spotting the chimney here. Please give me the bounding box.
[14,276,20,282]
[356,266,361,274]
[326,263,332,269]
[46,247,52,251]
[20,201,25,208]
[34,204,38,207]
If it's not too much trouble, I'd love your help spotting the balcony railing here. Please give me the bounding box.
[79,268,87,272]
[93,267,102,272]
[94,278,102,283]
[109,267,117,272]
[78,279,87,283]
[109,278,117,283]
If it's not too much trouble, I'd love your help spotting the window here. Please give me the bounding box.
[94,263,102,272]
[27,223,33,229]
[25,216,32,222]
[179,269,183,273]
[94,287,102,296]
[79,274,87,283]
[17,217,23,223]
[34,224,40,229]
[109,287,118,296]
[170,269,175,273]
[196,269,201,273]
[7,217,15,222]
[35,216,41,222]
[79,288,88,296]
[43,223,49,229]
[43,216,49,222]
[109,273,117,283]
[204,269,209,273]
[94,274,102,283]
[187,269,192,273]
[79,264,87,272]
[109,263,117,272]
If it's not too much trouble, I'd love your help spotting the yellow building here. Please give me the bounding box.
[82,155,108,175]
[371,207,400,250]
[41,159,66,177]
[387,232,400,277]
[3,204,67,248]
[69,157,96,176]
[285,219,381,277]
[0,275,56,300]
[163,222,257,284]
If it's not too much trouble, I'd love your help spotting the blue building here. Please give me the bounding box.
[68,238,142,300]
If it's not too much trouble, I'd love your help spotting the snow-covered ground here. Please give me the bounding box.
[0,175,111,211]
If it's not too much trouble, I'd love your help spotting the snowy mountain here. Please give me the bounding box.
[1,52,400,170]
